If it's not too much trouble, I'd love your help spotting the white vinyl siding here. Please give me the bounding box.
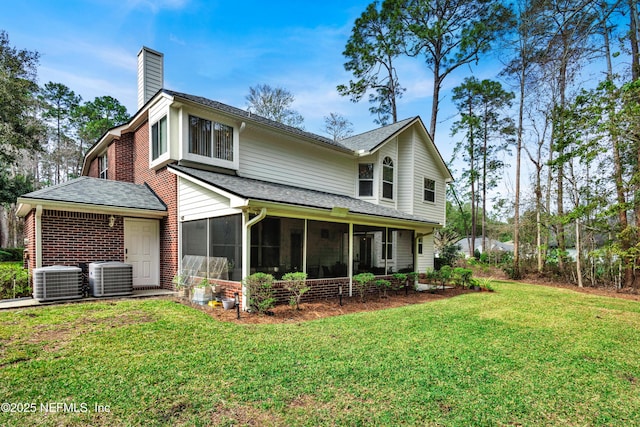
[395,230,414,272]
[416,232,435,272]
[411,130,446,225]
[178,177,241,222]
[240,128,354,196]
[397,132,414,213]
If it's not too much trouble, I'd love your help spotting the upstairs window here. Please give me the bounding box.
[98,152,108,179]
[358,163,374,197]
[189,115,233,161]
[424,178,436,203]
[151,115,167,161]
[382,157,394,199]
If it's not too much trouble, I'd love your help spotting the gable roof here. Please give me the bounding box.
[164,89,353,152]
[339,117,417,152]
[170,164,440,226]
[16,176,167,216]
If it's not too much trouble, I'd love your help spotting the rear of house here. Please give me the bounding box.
[17,47,452,307]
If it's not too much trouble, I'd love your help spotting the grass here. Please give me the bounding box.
[0,281,639,426]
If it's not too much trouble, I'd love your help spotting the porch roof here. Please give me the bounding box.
[170,165,440,226]
[16,176,167,216]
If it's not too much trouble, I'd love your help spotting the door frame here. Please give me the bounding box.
[124,218,160,288]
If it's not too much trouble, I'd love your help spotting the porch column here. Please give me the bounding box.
[348,222,353,297]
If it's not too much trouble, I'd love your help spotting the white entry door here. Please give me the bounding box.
[124,218,160,288]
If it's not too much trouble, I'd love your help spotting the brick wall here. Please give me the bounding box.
[115,134,133,182]
[81,120,178,290]
[129,124,178,290]
[40,210,124,267]
[23,211,35,272]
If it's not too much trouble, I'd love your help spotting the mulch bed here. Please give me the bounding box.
[176,287,475,324]
[174,274,640,325]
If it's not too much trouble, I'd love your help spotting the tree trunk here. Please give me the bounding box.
[575,219,583,287]
[0,206,9,248]
[630,0,639,81]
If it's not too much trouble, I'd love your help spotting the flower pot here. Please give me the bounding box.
[222,298,236,310]
[192,286,213,305]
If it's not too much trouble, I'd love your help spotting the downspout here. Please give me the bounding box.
[35,205,43,268]
[242,207,267,310]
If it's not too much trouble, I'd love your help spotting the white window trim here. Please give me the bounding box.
[150,115,170,169]
[424,177,436,204]
[98,152,108,179]
[181,110,239,170]
[357,163,375,198]
[382,157,394,201]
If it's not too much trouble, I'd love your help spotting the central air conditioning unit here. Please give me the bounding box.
[33,266,83,302]
[88,262,134,297]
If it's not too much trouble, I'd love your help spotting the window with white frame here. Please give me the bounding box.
[358,163,374,197]
[424,178,436,203]
[98,152,108,179]
[382,157,394,199]
[188,115,233,161]
[151,115,167,161]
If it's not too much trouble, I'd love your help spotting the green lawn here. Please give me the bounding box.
[1,281,639,426]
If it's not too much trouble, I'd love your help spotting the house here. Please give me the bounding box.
[455,237,514,258]
[17,47,453,308]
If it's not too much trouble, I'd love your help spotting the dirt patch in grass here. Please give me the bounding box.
[12,311,155,350]
[177,287,476,324]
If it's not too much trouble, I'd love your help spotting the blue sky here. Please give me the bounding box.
[1,0,478,161]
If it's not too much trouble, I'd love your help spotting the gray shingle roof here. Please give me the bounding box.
[339,117,418,152]
[19,176,167,211]
[170,165,438,225]
[164,89,353,152]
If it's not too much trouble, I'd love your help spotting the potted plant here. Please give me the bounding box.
[192,278,213,304]
[172,273,191,299]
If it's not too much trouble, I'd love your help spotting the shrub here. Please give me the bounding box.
[0,248,23,262]
[0,262,30,299]
[438,265,453,290]
[391,273,407,294]
[244,272,276,314]
[353,272,375,302]
[407,272,419,290]
[375,279,391,298]
[281,272,309,310]
[452,267,473,288]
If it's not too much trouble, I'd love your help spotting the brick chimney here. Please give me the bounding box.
[137,46,164,110]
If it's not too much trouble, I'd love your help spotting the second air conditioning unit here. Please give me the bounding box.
[88,261,133,297]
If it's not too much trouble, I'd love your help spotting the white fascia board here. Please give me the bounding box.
[16,198,167,219]
[168,168,249,208]
[246,200,440,230]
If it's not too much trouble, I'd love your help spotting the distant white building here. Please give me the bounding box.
[455,237,514,258]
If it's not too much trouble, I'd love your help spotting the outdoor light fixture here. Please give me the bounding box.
[109,215,116,228]
[338,284,343,306]
[234,292,240,319]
